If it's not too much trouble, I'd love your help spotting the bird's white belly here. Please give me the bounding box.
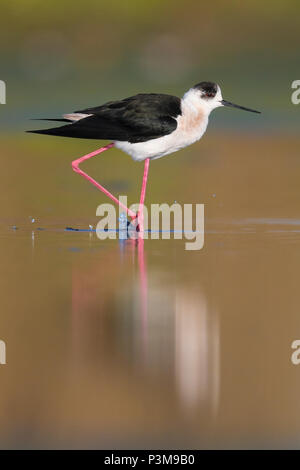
[114,113,209,162]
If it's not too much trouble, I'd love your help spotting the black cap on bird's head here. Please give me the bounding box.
[192,81,261,114]
[193,81,218,98]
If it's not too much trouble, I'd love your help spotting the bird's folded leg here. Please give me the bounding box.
[71,143,137,220]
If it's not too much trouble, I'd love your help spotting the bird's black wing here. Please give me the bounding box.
[27,93,182,143]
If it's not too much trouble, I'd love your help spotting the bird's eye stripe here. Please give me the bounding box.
[203,91,215,98]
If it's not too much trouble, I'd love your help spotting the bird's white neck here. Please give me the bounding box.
[182,88,210,119]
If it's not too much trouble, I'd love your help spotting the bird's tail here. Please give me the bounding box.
[30,118,70,122]
[27,115,113,140]
[26,119,100,139]
[27,118,71,135]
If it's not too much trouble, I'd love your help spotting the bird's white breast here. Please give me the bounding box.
[114,94,209,162]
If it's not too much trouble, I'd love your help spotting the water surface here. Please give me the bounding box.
[0,132,300,448]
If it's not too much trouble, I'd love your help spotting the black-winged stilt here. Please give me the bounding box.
[28,82,260,224]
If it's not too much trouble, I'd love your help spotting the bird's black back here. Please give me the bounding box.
[28,93,182,143]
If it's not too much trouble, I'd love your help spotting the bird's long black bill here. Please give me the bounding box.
[221,100,261,114]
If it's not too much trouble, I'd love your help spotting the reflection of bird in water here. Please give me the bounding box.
[70,238,220,415]
[175,289,219,415]
[28,82,260,227]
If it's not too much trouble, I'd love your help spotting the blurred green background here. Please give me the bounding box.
[0,0,299,131]
[0,0,299,224]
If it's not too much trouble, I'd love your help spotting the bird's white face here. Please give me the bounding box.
[196,84,224,114]
[182,82,223,118]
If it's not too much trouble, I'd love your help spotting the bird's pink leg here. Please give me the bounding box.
[137,158,150,231]
[71,143,136,220]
